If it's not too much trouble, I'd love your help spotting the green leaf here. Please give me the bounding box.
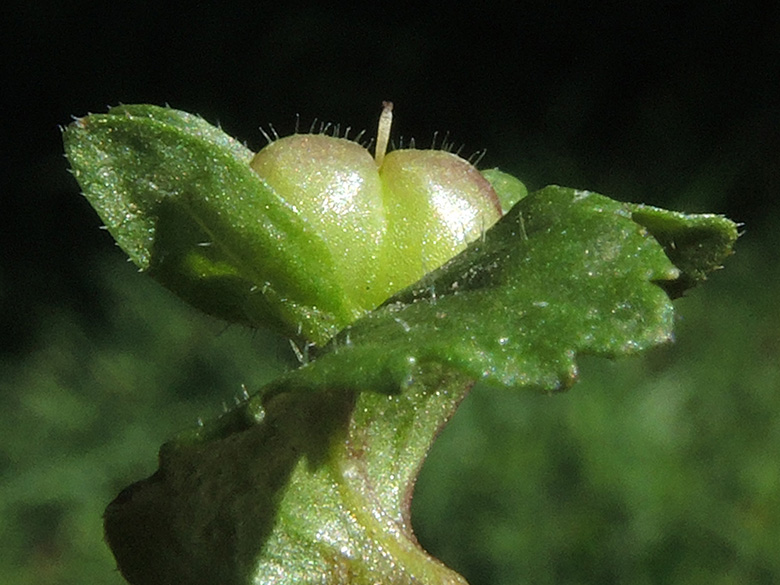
[267,186,738,396]
[102,186,738,585]
[105,366,473,585]
[482,167,528,212]
[64,105,357,346]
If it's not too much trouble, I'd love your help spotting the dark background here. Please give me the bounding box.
[4,1,779,353]
[2,2,779,584]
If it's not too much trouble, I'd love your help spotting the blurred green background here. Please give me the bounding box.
[2,2,778,584]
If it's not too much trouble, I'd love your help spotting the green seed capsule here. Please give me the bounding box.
[248,105,503,340]
[249,133,389,313]
[377,148,503,294]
